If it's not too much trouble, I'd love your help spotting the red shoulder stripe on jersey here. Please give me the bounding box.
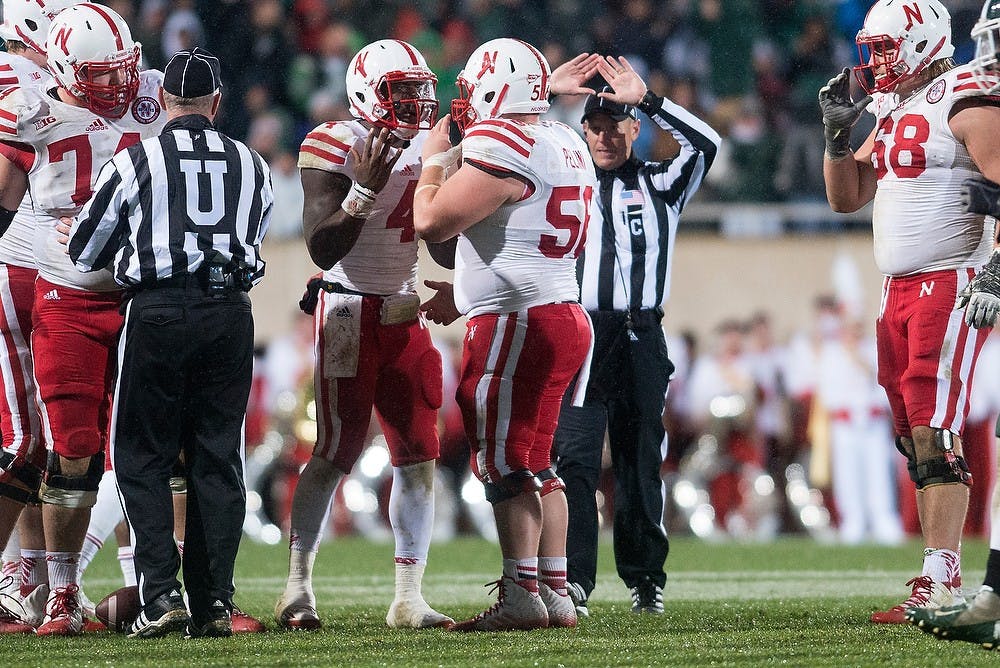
[0,65,12,72]
[0,77,18,87]
[0,86,19,101]
[0,125,15,135]
[0,108,15,123]
[954,82,986,92]
[87,4,125,50]
[956,71,974,80]
[0,141,35,172]
[305,131,351,153]
[476,119,535,145]
[465,128,531,157]
[300,144,347,165]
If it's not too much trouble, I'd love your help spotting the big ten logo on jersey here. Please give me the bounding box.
[872,113,929,179]
[562,148,587,170]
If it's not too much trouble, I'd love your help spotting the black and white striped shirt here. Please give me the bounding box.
[578,94,721,312]
[68,114,272,286]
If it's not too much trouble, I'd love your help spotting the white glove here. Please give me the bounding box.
[963,291,1000,329]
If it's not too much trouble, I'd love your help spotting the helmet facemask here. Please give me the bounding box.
[450,76,476,135]
[971,9,1000,93]
[68,46,141,119]
[371,72,438,140]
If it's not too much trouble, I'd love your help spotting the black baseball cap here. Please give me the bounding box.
[581,86,637,123]
[163,47,222,98]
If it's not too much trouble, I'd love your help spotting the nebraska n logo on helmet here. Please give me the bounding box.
[451,38,551,134]
[853,0,954,94]
[44,2,141,119]
[345,39,438,141]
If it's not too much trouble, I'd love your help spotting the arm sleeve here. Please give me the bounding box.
[67,154,128,272]
[638,92,722,210]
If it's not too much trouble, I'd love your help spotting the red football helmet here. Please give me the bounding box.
[44,3,141,119]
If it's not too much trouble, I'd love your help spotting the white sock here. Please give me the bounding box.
[538,556,568,594]
[2,525,19,563]
[923,547,961,585]
[46,551,80,590]
[503,558,539,591]
[389,461,435,561]
[118,546,137,587]
[286,457,342,591]
[79,533,103,575]
[20,548,46,594]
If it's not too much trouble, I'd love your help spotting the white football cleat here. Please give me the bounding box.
[449,577,549,632]
[274,588,321,631]
[539,582,578,628]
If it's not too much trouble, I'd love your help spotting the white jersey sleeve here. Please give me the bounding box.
[0,70,168,291]
[298,120,420,295]
[0,53,49,268]
[454,119,596,316]
[869,64,996,276]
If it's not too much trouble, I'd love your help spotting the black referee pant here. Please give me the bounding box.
[113,283,253,617]
[555,308,672,596]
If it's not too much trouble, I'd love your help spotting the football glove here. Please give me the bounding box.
[961,177,1000,218]
[956,251,1000,329]
[818,68,872,160]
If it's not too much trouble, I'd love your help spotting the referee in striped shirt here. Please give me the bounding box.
[65,48,272,638]
[554,57,721,616]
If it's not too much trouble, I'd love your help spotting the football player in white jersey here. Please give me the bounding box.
[821,0,1000,625]
[0,3,167,636]
[274,39,455,631]
[0,0,82,635]
[414,38,597,631]
[908,0,1000,649]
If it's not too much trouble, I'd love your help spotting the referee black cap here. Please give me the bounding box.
[163,47,222,98]
[581,86,637,123]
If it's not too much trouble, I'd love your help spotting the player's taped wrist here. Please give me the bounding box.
[341,183,377,219]
[824,124,852,160]
[423,145,462,172]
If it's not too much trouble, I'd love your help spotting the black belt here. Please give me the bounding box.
[299,278,385,315]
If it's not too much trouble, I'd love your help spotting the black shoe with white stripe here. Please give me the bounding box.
[630,579,664,614]
[127,590,189,638]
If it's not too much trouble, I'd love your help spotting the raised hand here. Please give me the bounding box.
[595,55,647,105]
[549,53,602,97]
[818,68,872,159]
[352,126,402,194]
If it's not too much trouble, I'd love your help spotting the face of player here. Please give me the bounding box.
[390,80,436,126]
[583,113,639,170]
[869,37,899,87]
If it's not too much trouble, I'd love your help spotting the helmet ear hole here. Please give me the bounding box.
[24,19,37,31]
[915,39,927,53]
[484,91,495,103]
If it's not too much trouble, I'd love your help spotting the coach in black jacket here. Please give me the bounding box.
[66,48,271,639]
[554,57,721,616]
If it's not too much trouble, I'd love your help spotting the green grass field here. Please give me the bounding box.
[3,536,999,666]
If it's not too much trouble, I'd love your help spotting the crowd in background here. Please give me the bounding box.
[98,0,984,241]
[247,291,1000,546]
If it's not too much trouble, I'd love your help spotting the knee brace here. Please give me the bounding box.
[535,468,566,497]
[914,430,973,490]
[39,451,104,508]
[0,450,43,505]
[483,470,542,504]
[895,436,919,485]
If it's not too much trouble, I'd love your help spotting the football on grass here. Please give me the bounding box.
[95,585,141,632]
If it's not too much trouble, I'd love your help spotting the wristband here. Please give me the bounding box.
[637,91,661,115]
[423,145,462,171]
[341,183,377,219]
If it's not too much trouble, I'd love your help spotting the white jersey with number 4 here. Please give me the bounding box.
[0,70,166,291]
[455,118,597,317]
[868,64,995,277]
[298,120,423,295]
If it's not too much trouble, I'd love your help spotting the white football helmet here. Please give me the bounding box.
[971,0,1000,93]
[345,39,438,141]
[854,0,954,93]
[452,38,551,134]
[45,3,141,119]
[0,0,81,56]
